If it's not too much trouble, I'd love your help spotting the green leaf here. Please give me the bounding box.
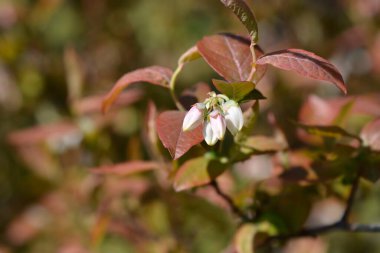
[234,223,256,253]
[212,79,255,101]
[220,0,259,43]
[178,45,201,66]
[173,156,228,192]
[295,122,361,142]
[240,89,266,102]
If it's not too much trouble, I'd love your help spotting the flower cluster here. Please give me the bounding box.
[182,92,244,145]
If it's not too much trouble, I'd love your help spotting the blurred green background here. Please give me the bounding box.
[0,0,380,252]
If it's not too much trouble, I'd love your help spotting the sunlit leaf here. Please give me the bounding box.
[219,0,259,43]
[156,111,204,160]
[256,49,347,94]
[242,136,288,152]
[102,66,172,113]
[173,156,227,192]
[212,79,255,101]
[197,34,266,82]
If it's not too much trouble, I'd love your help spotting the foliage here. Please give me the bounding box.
[2,0,380,252]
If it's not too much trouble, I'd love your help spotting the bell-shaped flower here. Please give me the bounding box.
[182,103,205,131]
[223,100,244,136]
[209,110,226,140]
[203,120,218,146]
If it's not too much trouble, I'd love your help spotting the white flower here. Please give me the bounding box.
[209,110,226,140]
[182,103,205,131]
[223,100,244,136]
[203,120,218,146]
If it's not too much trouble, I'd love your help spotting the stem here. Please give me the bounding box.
[169,65,185,111]
[210,180,251,222]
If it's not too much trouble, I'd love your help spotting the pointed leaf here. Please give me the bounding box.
[156,111,204,160]
[90,161,160,176]
[240,89,266,102]
[173,157,227,192]
[256,49,347,94]
[296,122,360,141]
[212,79,255,101]
[220,0,258,43]
[234,223,256,253]
[102,66,172,113]
[197,34,266,82]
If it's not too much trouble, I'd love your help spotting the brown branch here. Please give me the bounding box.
[210,180,251,222]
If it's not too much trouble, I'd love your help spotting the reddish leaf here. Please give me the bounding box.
[156,111,204,160]
[102,66,172,113]
[173,157,226,192]
[256,49,347,94]
[361,118,380,151]
[73,89,143,115]
[197,34,265,82]
[90,161,160,176]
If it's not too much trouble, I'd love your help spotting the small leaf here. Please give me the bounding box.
[240,89,266,102]
[234,223,256,253]
[212,79,255,101]
[220,0,259,43]
[178,46,201,65]
[90,161,160,176]
[256,49,347,94]
[156,111,204,160]
[173,156,227,192]
[296,122,360,141]
[102,66,172,113]
[197,34,266,82]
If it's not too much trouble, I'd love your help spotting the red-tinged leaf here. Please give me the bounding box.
[173,157,227,192]
[73,89,143,115]
[102,66,172,113]
[90,161,160,176]
[156,111,204,160]
[234,223,256,253]
[256,49,347,94]
[197,34,266,82]
[219,0,258,43]
[361,118,380,151]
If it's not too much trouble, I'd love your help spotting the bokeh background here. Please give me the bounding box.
[1,0,380,252]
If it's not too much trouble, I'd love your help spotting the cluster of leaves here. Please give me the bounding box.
[3,0,380,252]
[100,0,380,252]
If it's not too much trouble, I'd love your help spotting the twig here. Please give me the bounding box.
[210,180,251,222]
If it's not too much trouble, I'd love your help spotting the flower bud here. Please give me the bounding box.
[203,120,218,146]
[223,100,244,136]
[182,103,205,131]
[209,110,226,140]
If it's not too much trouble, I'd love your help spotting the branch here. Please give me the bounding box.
[210,180,251,222]
[267,168,365,242]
